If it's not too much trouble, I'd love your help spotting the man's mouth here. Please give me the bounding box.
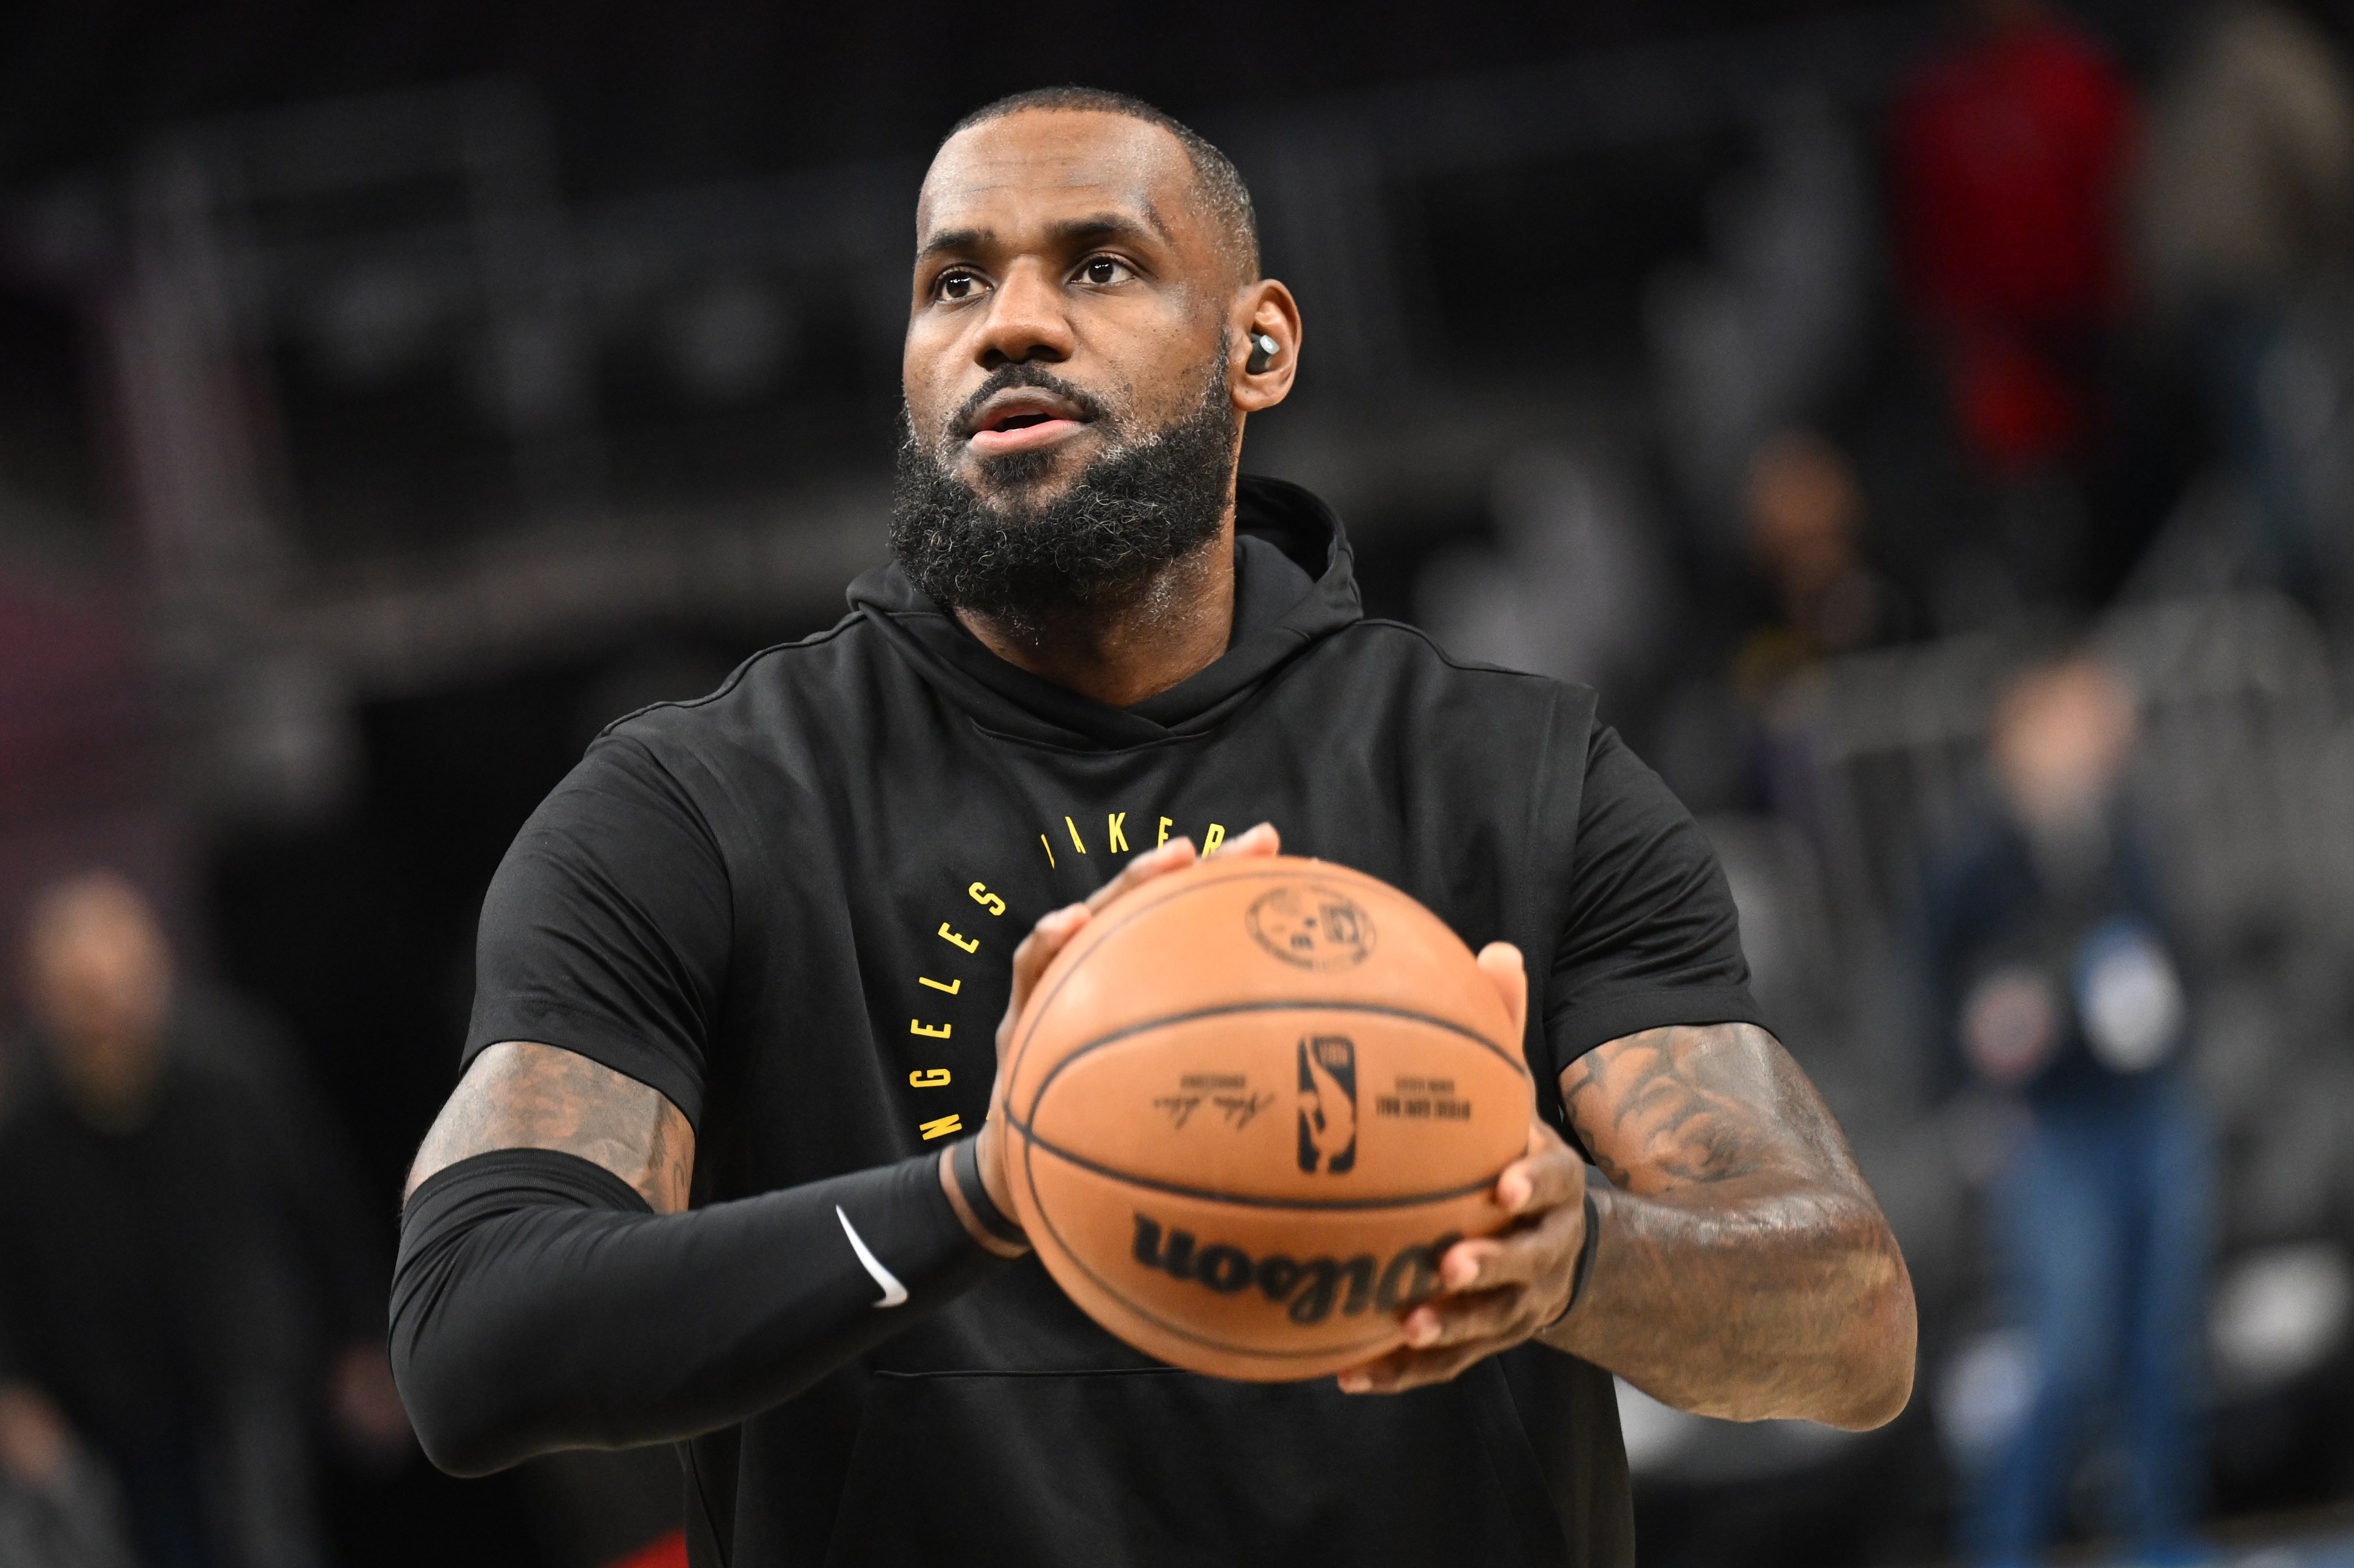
[964,390,1092,457]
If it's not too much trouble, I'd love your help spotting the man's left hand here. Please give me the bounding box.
[1335,942,1596,1395]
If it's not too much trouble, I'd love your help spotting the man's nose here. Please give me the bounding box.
[973,260,1075,368]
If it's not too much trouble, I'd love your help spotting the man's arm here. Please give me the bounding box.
[391,829,1277,1475]
[1547,1022,1914,1428]
[1337,966,1914,1429]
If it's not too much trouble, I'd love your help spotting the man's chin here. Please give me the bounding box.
[959,446,1093,508]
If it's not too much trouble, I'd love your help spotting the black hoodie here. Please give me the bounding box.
[463,476,1765,1567]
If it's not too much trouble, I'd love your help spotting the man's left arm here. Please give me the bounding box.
[1339,971,1914,1429]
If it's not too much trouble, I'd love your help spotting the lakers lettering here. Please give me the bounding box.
[1130,1215,1458,1326]
[1030,810,1242,864]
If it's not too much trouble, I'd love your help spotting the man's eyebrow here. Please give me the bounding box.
[1046,210,1171,249]
[915,226,988,264]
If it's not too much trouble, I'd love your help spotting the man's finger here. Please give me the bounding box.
[1218,821,1281,859]
[1474,942,1527,1041]
[1081,821,1281,916]
[1437,1199,1585,1295]
[1491,1143,1589,1220]
[1004,903,1089,1020]
[1083,836,1198,913]
[1397,1285,1531,1350]
[1336,1338,1501,1395]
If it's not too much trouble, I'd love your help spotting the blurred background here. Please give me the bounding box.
[2,1,2353,1564]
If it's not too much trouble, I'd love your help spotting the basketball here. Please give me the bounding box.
[1001,854,1533,1381]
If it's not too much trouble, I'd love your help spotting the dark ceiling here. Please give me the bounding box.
[0,0,1904,192]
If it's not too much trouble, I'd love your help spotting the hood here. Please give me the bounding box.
[846,475,1362,751]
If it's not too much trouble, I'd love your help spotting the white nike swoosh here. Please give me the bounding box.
[836,1206,908,1308]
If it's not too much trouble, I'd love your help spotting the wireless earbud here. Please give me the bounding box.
[1246,331,1280,374]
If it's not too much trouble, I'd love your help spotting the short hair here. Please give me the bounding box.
[943,86,1260,282]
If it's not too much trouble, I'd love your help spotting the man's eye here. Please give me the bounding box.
[1077,257,1132,286]
[936,270,985,302]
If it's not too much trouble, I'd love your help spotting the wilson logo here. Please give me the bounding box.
[1297,1035,1358,1174]
[1130,1214,1457,1326]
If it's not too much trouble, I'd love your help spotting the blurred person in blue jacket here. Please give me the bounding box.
[1930,653,2209,1568]
[0,873,409,1568]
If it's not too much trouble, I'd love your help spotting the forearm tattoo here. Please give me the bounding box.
[1558,1022,1861,1193]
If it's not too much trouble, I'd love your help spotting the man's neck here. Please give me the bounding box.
[954,522,1237,709]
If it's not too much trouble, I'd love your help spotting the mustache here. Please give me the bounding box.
[947,362,1113,440]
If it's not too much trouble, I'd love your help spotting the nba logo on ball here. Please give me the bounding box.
[1297,1037,1358,1174]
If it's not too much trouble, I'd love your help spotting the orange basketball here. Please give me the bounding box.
[1001,854,1533,1381]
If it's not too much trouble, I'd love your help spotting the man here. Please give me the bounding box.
[391,88,1914,1567]
[0,873,404,1568]
[1929,656,2207,1567]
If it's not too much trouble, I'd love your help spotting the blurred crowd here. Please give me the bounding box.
[1417,1,2354,1562]
[1,2,2352,1566]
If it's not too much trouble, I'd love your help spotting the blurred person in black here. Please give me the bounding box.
[388,87,1916,1568]
[1732,430,1909,708]
[0,873,408,1568]
[1929,657,2209,1567]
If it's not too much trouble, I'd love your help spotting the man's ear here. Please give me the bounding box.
[1230,279,1302,413]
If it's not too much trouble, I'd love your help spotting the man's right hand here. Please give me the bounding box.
[955,823,1282,1249]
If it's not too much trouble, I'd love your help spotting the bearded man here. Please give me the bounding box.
[390,88,1915,1568]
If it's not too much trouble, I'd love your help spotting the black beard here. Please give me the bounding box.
[889,353,1236,632]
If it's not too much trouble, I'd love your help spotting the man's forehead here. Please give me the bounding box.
[916,110,1195,242]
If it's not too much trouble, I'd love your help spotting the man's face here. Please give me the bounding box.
[1992,660,2138,829]
[24,875,173,1124]
[902,109,1236,513]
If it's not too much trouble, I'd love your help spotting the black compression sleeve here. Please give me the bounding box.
[389,1146,1008,1477]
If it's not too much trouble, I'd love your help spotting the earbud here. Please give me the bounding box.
[1246,331,1280,375]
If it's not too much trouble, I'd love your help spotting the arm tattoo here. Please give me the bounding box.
[1559,1022,1865,1195]
[1544,1022,1914,1429]
[407,1042,696,1214]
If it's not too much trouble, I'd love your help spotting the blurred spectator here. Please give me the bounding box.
[1891,0,2136,481]
[0,1377,140,1568]
[0,873,406,1568]
[1927,657,2210,1567]
[2136,0,2354,596]
[1733,430,1908,706]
